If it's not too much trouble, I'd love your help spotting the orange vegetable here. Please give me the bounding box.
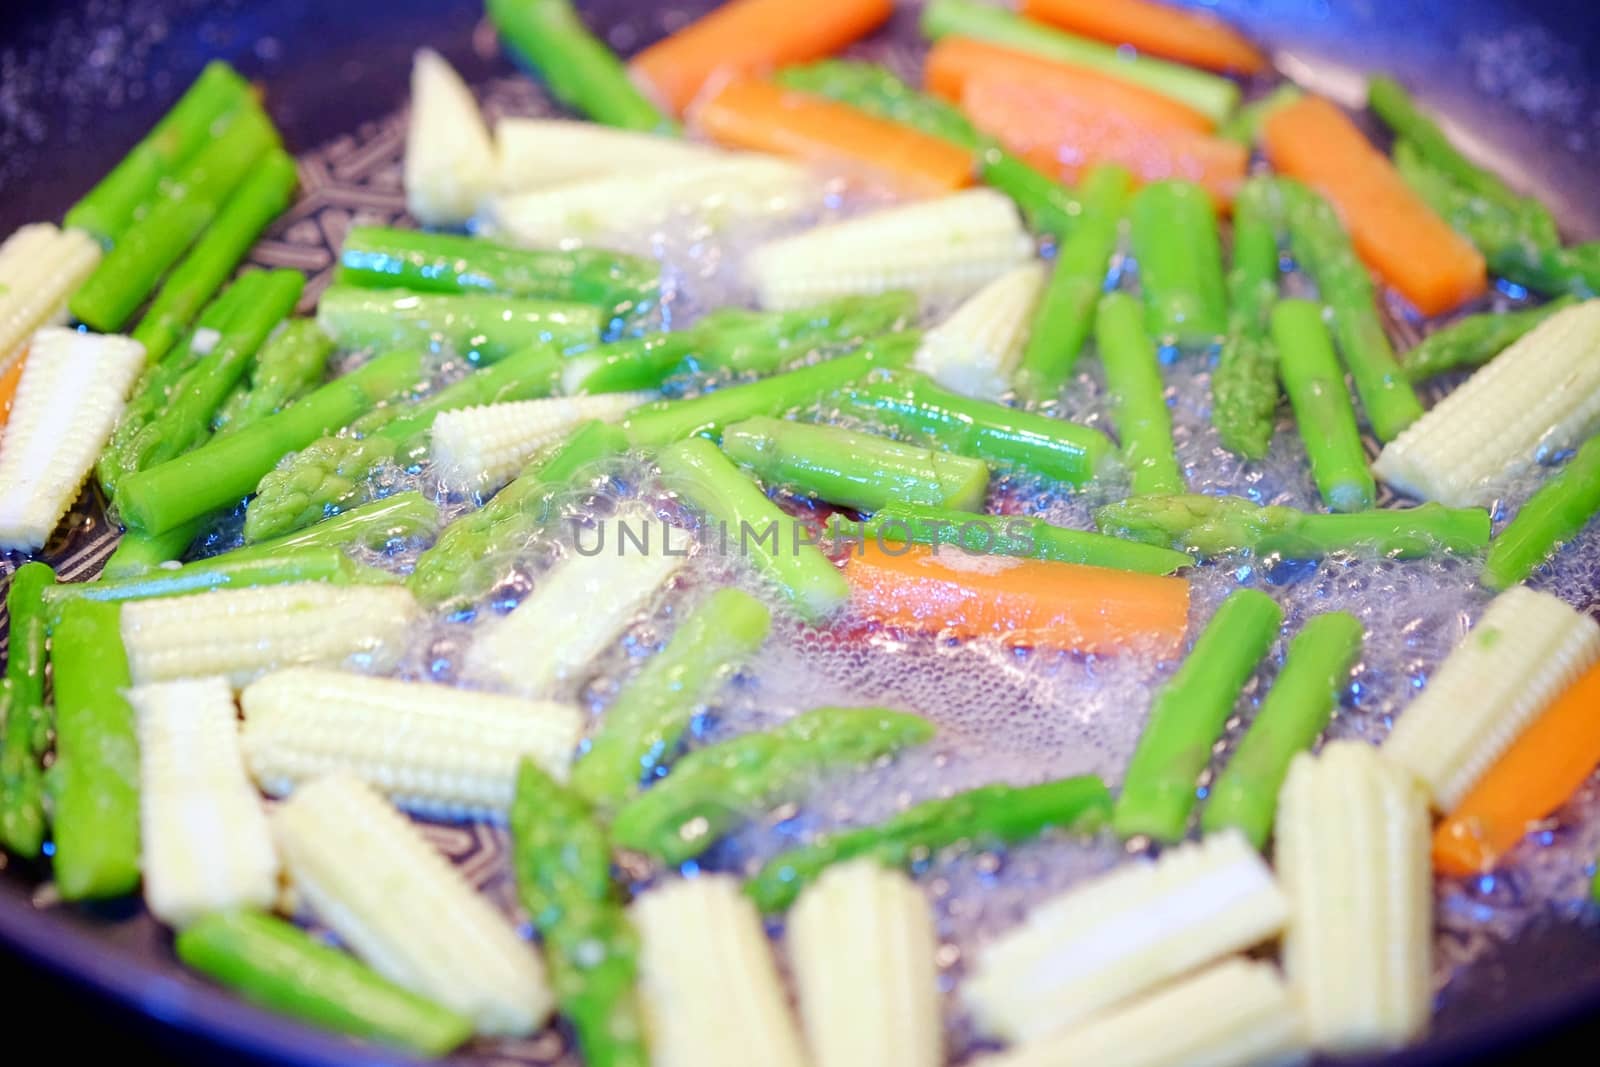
[924,36,1214,135]
[0,350,26,430]
[959,75,1247,206]
[843,541,1189,655]
[630,0,894,116]
[1262,94,1487,316]
[1433,661,1600,877]
[1020,0,1267,75]
[693,79,975,194]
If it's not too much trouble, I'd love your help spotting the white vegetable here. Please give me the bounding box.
[914,262,1046,401]
[0,223,103,365]
[430,390,654,492]
[494,117,723,193]
[405,48,497,226]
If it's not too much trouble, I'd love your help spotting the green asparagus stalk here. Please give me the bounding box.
[102,521,207,579]
[1212,177,1283,459]
[0,563,56,856]
[225,492,440,561]
[1095,494,1492,560]
[509,760,649,1067]
[1112,588,1283,843]
[315,285,602,363]
[1201,610,1364,848]
[64,60,254,244]
[70,103,278,332]
[656,436,850,623]
[117,346,434,535]
[48,600,140,899]
[1483,432,1600,590]
[838,371,1115,486]
[1095,291,1183,496]
[1129,181,1228,346]
[560,335,698,396]
[1281,180,1423,440]
[213,320,337,436]
[610,707,936,865]
[1403,296,1579,381]
[45,548,388,610]
[1271,298,1376,513]
[1012,164,1132,403]
[688,291,917,377]
[721,416,991,513]
[857,503,1193,574]
[176,912,473,1055]
[746,774,1111,912]
[130,150,298,364]
[574,588,773,807]
[1216,84,1303,146]
[408,421,628,606]
[487,0,674,132]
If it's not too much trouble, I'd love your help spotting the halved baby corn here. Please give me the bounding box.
[273,774,551,1036]
[788,861,943,1067]
[1374,299,1600,506]
[963,830,1287,1043]
[404,48,496,227]
[494,117,723,193]
[431,390,654,492]
[120,583,420,687]
[241,667,583,819]
[913,261,1046,401]
[130,676,279,928]
[1276,741,1432,1052]
[1383,586,1600,810]
[0,223,103,364]
[632,875,810,1067]
[747,188,1035,310]
[0,327,144,548]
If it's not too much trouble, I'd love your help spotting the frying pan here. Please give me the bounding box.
[2,0,1600,1063]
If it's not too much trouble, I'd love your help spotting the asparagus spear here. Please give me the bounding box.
[1012,165,1131,403]
[610,707,936,865]
[1403,296,1579,381]
[1096,292,1184,496]
[509,760,650,1067]
[102,520,207,578]
[0,563,56,856]
[1202,611,1364,848]
[225,491,439,561]
[64,60,253,244]
[1272,299,1375,513]
[487,0,674,132]
[573,588,773,807]
[1112,588,1283,842]
[687,291,917,377]
[315,285,602,362]
[1212,178,1283,459]
[177,912,473,1055]
[1217,84,1303,146]
[560,334,699,395]
[1095,494,1492,560]
[1483,432,1600,590]
[1129,181,1228,346]
[44,548,387,609]
[746,775,1111,912]
[213,320,336,436]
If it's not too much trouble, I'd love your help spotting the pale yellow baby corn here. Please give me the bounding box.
[494,117,723,193]
[1276,741,1432,1053]
[913,261,1046,401]
[130,676,278,929]
[405,48,496,226]
[0,223,103,365]
[120,582,420,687]
[240,666,582,819]
[430,390,654,492]
[963,830,1287,1043]
[747,188,1034,310]
[1383,585,1600,809]
[272,774,551,1036]
[632,875,810,1067]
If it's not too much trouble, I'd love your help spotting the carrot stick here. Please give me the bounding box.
[1262,95,1487,317]
[1433,660,1600,877]
[629,0,894,116]
[959,75,1247,206]
[925,36,1214,135]
[0,350,27,430]
[693,79,976,194]
[1020,0,1267,76]
[843,541,1189,655]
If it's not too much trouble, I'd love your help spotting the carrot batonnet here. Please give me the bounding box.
[1433,660,1600,877]
[843,541,1190,655]
[629,0,894,116]
[694,79,976,194]
[924,35,1215,135]
[1262,94,1487,316]
[1020,0,1268,75]
[0,349,27,429]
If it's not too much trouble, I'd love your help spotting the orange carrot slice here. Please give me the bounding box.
[0,350,26,430]
[1262,94,1487,317]
[1020,0,1267,75]
[924,36,1214,135]
[1433,660,1600,877]
[843,541,1189,655]
[630,0,894,116]
[960,75,1247,206]
[693,79,976,194]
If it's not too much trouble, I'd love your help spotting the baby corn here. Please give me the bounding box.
[431,390,653,492]
[913,261,1046,401]
[494,117,722,193]
[0,223,102,364]
[404,49,496,226]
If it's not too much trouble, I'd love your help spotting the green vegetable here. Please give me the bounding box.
[315,285,602,363]
[561,334,699,395]
[1202,611,1364,848]
[102,521,207,579]
[574,588,773,807]
[610,706,935,865]
[1112,588,1282,843]
[44,548,388,610]
[746,775,1112,912]
[1095,291,1183,496]
[0,563,56,856]
[176,911,473,1055]
[226,491,440,561]
[1212,177,1283,459]
[213,320,337,436]
[1217,84,1303,146]
[1403,296,1579,381]
[1129,180,1228,346]
[688,291,917,377]
[1271,298,1375,513]
[1483,432,1600,590]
